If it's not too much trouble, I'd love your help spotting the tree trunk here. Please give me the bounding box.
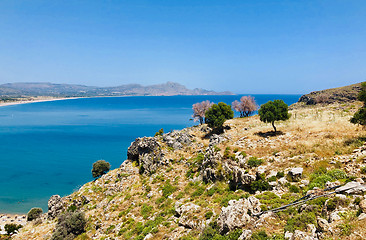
[199,117,203,125]
[272,121,277,133]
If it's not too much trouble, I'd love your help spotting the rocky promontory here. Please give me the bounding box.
[11,93,366,239]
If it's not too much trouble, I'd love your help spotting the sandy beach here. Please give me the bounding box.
[0,97,80,108]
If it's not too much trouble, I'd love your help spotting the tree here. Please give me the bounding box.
[232,96,258,117]
[351,82,366,126]
[205,102,234,129]
[4,223,22,235]
[92,160,111,179]
[192,100,214,124]
[258,100,290,133]
[51,211,86,240]
[27,207,43,221]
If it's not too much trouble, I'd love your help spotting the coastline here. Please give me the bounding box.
[0,97,82,108]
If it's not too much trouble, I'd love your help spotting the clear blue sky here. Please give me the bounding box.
[0,0,365,94]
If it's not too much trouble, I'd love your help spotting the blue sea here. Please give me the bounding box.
[0,95,301,214]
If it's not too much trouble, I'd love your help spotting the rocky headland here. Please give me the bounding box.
[7,83,366,240]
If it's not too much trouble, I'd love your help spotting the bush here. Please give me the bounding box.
[288,185,300,193]
[4,223,22,235]
[27,207,43,221]
[247,157,263,168]
[250,231,269,240]
[162,180,177,198]
[205,211,214,220]
[92,160,111,179]
[351,82,366,126]
[154,128,164,136]
[361,166,366,174]
[205,102,234,129]
[258,99,290,132]
[285,211,316,233]
[51,211,87,240]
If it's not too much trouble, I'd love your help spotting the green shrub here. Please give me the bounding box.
[91,160,111,179]
[354,197,361,205]
[141,204,153,219]
[250,231,269,240]
[27,207,43,221]
[162,180,177,198]
[267,176,277,182]
[247,157,263,168]
[258,99,290,133]
[308,169,347,190]
[276,171,285,178]
[288,185,300,193]
[361,166,366,174]
[154,128,164,136]
[205,211,214,220]
[284,211,316,233]
[4,223,22,235]
[51,211,87,240]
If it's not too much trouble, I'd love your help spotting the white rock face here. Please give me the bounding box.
[288,168,303,181]
[217,197,261,233]
[175,203,205,230]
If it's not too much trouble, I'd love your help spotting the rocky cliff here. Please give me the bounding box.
[13,101,366,240]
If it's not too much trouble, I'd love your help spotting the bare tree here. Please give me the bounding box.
[192,100,213,124]
[232,96,258,117]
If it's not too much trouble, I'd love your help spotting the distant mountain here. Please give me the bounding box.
[0,82,233,97]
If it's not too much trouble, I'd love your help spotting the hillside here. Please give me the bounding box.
[11,100,366,240]
[0,82,233,98]
[296,82,363,106]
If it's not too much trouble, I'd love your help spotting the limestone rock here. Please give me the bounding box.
[230,166,256,188]
[288,168,303,181]
[238,230,252,240]
[359,199,366,213]
[162,131,192,149]
[175,203,204,230]
[47,195,65,219]
[217,197,260,233]
[336,181,366,194]
[209,134,227,146]
[317,217,330,232]
[201,147,222,182]
[127,137,166,174]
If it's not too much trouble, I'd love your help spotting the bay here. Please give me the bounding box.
[0,94,301,213]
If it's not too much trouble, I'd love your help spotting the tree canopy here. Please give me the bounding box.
[205,102,234,129]
[192,100,214,124]
[351,82,366,126]
[92,160,111,179]
[232,96,257,117]
[258,100,290,132]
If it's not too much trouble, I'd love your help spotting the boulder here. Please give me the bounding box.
[292,230,317,240]
[336,181,366,194]
[317,217,331,232]
[162,131,192,149]
[201,147,222,182]
[217,197,261,233]
[230,166,256,188]
[288,168,303,181]
[175,203,204,230]
[209,134,227,146]
[359,199,366,213]
[238,230,252,240]
[47,195,65,219]
[127,137,166,174]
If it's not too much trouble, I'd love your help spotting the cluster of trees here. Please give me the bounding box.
[192,96,290,132]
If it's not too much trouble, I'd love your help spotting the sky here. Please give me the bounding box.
[0,0,365,94]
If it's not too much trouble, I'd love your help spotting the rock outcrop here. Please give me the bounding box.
[217,197,261,233]
[127,137,166,174]
[47,195,65,220]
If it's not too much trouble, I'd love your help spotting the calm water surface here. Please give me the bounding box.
[0,95,301,213]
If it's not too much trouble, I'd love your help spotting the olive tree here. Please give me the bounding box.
[92,160,111,179]
[232,96,258,117]
[205,102,234,129]
[27,207,43,221]
[192,100,214,124]
[258,100,290,133]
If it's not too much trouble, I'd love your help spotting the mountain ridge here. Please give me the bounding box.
[0,81,233,97]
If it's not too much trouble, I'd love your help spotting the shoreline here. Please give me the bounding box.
[0,97,82,108]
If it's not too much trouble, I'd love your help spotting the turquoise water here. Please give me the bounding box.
[0,95,301,213]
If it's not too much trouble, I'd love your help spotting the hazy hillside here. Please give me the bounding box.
[297,82,363,105]
[0,82,233,98]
